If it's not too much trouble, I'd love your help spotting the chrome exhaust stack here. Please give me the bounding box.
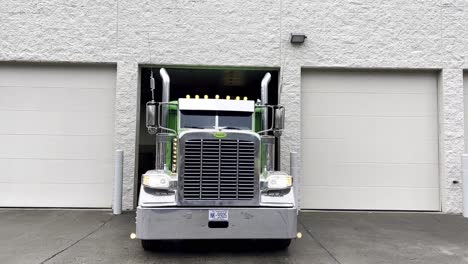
[160,68,170,127]
[260,72,285,170]
[261,72,271,133]
[153,68,172,172]
[260,72,274,172]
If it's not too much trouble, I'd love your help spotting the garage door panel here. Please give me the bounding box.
[0,65,115,89]
[0,87,113,112]
[0,135,113,160]
[341,139,438,164]
[0,159,113,184]
[302,163,439,188]
[302,71,437,94]
[303,85,433,94]
[303,116,438,141]
[301,186,440,211]
[0,183,112,208]
[302,116,348,139]
[301,70,439,210]
[0,111,113,135]
[303,138,438,165]
[302,139,346,164]
[302,92,437,117]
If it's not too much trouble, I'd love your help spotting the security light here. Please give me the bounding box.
[290,34,307,44]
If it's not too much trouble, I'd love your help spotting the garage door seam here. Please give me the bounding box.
[298,219,342,264]
[39,215,113,264]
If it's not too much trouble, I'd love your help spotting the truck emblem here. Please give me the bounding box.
[213,132,227,138]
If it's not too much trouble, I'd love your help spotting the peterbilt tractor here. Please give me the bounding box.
[136,68,297,250]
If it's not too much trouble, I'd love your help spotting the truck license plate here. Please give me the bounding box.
[208,209,228,221]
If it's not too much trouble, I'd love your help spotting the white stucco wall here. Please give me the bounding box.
[1,0,467,212]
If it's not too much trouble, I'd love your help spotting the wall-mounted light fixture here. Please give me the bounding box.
[290,33,307,44]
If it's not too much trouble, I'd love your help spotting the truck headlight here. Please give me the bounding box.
[142,171,172,190]
[266,172,292,190]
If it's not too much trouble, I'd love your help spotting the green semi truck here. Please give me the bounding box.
[136,68,297,250]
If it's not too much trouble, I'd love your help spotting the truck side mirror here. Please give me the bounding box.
[274,107,285,130]
[146,102,157,134]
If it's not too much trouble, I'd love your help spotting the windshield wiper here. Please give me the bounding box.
[184,126,241,130]
[219,126,240,130]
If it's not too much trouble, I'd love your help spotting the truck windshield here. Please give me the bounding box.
[180,110,216,129]
[218,111,252,130]
[180,110,252,130]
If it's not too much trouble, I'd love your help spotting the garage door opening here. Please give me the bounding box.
[136,67,279,198]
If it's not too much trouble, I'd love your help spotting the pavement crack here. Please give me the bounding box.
[298,219,343,264]
[39,216,114,264]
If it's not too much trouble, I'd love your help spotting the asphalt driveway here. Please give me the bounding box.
[1,210,468,264]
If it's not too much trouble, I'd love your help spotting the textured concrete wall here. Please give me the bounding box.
[1,0,467,212]
[439,69,465,213]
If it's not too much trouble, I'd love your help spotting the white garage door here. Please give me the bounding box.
[301,70,439,211]
[0,64,115,207]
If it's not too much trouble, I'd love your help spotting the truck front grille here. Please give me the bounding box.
[182,139,256,202]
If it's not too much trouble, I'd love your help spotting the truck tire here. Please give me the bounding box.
[259,239,291,250]
[141,240,163,251]
[272,239,291,250]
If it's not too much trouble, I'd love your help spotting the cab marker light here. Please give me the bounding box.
[204,95,208,99]
[215,94,220,99]
[226,95,230,100]
[195,94,200,99]
[186,95,190,99]
[236,96,240,100]
[243,96,248,100]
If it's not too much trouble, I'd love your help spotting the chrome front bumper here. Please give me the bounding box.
[136,206,297,240]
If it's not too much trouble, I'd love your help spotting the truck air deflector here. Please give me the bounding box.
[179,98,254,112]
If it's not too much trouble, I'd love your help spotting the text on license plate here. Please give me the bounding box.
[208,209,228,221]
